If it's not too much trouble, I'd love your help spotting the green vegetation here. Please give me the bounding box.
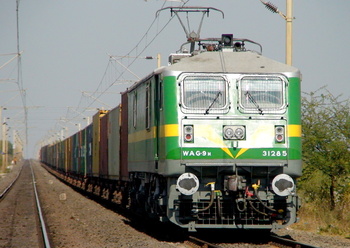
[295,87,350,236]
[0,140,14,173]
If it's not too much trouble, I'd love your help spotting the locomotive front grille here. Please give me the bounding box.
[177,199,274,226]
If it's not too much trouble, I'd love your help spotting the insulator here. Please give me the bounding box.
[265,2,278,13]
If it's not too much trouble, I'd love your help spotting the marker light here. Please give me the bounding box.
[184,125,194,143]
[275,125,285,143]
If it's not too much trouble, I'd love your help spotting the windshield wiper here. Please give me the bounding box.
[205,92,222,115]
[245,91,263,114]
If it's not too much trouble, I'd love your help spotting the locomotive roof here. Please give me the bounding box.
[126,50,300,92]
[163,51,300,77]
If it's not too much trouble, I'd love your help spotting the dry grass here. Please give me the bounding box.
[292,199,350,238]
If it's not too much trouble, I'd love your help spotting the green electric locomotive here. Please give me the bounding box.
[125,34,301,231]
[40,34,301,232]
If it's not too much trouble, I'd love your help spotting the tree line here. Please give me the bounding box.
[300,87,350,212]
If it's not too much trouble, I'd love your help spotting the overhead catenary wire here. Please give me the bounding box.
[0,0,27,159]
[70,1,187,121]
[47,1,190,144]
[16,0,28,157]
[98,10,175,92]
[86,1,171,101]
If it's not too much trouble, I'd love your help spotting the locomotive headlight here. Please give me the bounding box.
[222,34,233,47]
[176,173,199,195]
[223,125,245,140]
[235,128,244,139]
[223,127,234,139]
[272,174,295,196]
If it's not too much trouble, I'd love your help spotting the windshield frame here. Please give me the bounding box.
[237,75,287,114]
[179,74,229,114]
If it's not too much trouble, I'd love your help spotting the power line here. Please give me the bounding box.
[50,1,188,144]
[72,1,181,120]
[88,6,175,107]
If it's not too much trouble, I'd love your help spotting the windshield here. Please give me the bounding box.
[239,76,285,113]
[182,76,228,114]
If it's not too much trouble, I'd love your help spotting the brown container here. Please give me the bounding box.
[108,105,121,180]
[67,136,73,174]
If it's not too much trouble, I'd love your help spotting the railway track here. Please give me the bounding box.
[41,162,322,248]
[269,233,320,248]
[185,236,223,248]
[183,233,320,248]
[0,160,51,248]
[0,162,22,200]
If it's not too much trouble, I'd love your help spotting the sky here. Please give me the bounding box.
[1,0,350,158]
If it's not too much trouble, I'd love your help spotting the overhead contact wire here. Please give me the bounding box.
[58,1,189,133]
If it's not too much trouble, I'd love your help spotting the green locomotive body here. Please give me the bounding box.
[126,38,301,231]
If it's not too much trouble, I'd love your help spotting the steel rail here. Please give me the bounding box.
[0,164,23,200]
[185,236,223,248]
[270,233,320,248]
[30,160,52,248]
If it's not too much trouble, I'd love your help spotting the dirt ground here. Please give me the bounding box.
[31,161,179,248]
